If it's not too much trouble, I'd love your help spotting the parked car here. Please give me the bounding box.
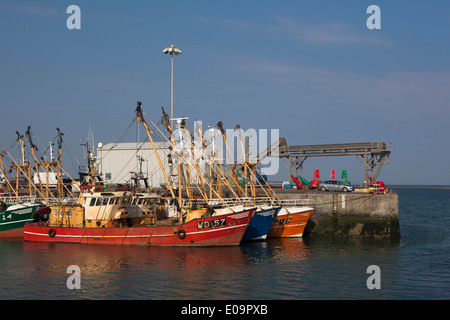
[318,180,354,192]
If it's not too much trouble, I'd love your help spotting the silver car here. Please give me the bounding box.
[318,180,354,192]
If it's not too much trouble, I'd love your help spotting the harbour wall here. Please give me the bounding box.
[274,190,400,239]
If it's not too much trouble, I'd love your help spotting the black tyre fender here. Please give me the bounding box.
[48,229,57,238]
[177,229,186,240]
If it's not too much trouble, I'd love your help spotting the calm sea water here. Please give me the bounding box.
[1,187,450,300]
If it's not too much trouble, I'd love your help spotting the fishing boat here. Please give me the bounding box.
[242,205,281,240]
[0,201,43,238]
[24,103,256,246]
[181,117,314,240]
[0,127,69,238]
[23,194,255,246]
[211,204,281,240]
[214,121,315,239]
[267,205,314,238]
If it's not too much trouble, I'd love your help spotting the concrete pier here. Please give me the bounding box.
[274,189,400,239]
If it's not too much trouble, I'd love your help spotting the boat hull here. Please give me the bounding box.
[0,205,41,238]
[242,206,281,241]
[24,208,255,247]
[267,206,314,238]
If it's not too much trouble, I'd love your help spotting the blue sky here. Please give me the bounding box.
[0,1,449,185]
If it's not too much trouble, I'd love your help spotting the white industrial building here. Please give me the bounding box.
[96,141,208,189]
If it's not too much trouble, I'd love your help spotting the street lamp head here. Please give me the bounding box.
[163,45,182,56]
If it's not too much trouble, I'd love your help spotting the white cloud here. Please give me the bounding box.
[271,16,391,46]
[14,5,59,17]
[207,15,391,46]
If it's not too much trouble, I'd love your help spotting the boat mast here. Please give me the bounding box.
[0,150,19,200]
[189,123,244,203]
[131,155,150,193]
[46,142,54,199]
[155,109,224,207]
[217,121,242,197]
[175,118,187,208]
[235,125,258,199]
[24,128,65,203]
[25,126,44,196]
[180,120,212,203]
[135,102,175,199]
[14,131,33,197]
[206,126,216,199]
[39,140,58,201]
[160,108,192,208]
[56,128,64,197]
[163,112,193,214]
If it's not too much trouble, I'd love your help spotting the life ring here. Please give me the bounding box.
[48,229,57,238]
[177,229,186,240]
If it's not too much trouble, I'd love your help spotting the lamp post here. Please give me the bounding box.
[162,45,182,130]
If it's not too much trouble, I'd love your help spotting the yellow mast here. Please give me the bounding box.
[175,120,187,208]
[235,125,258,198]
[181,122,212,202]
[25,127,44,196]
[2,138,56,203]
[39,161,56,200]
[160,109,212,207]
[136,102,175,199]
[217,121,242,197]
[8,153,54,203]
[0,151,19,201]
[14,131,33,196]
[158,107,186,209]
[158,108,225,207]
[198,124,245,201]
[56,128,64,197]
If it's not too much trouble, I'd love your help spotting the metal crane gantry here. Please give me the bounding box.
[265,141,391,188]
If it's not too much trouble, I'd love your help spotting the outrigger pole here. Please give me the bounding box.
[217,121,242,197]
[0,150,19,201]
[190,122,245,202]
[160,107,212,204]
[14,131,32,196]
[151,110,224,207]
[135,101,176,199]
[159,110,186,210]
[25,126,44,196]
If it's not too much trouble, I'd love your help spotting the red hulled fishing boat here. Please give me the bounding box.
[23,202,255,246]
[24,103,256,246]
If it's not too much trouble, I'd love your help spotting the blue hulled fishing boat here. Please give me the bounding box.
[242,206,281,241]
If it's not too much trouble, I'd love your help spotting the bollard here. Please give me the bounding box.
[373,183,378,195]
